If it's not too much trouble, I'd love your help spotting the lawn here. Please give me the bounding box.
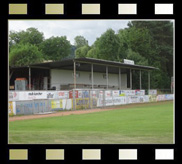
[9,101,174,144]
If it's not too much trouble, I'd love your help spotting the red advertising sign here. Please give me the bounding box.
[69,90,78,98]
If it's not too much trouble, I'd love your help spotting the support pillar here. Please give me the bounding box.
[73,61,76,89]
[91,64,94,89]
[106,66,108,89]
[119,67,121,90]
[29,66,31,90]
[130,69,132,89]
[140,70,142,89]
[148,71,150,90]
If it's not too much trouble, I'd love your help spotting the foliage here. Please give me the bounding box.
[92,29,121,61]
[9,22,173,89]
[75,45,90,58]
[9,44,43,66]
[74,35,88,48]
[9,27,44,50]
[40,36,71,61]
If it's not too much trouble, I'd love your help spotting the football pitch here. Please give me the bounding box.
[9,101,174,144]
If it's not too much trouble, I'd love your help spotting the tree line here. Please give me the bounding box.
[9,21,173,89]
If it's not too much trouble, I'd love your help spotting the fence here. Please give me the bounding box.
[9,89,174,115]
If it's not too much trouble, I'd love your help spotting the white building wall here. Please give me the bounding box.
[50,69,130,90]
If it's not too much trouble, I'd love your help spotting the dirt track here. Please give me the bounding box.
[9,101,172,122]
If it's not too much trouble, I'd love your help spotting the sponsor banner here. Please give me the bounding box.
[104,98,114,106]
[99,91,103,98]
[130,96,140,103]
[105,90,112,98]
[119,90,136,96]
[51,100,63,109]
[57,91,69,99]
[91,90,97,98]
[78,90,89,98]
[91,98,97,108]
[18,91,47,100]
[112,90,119,97]
[143,95,149,102]
[82,90,89,98]
[9,92,19,101]
[69,90,78,99]
[47,91,57,99]
[165,94,174,100]
[97,97,126,107]
[135,90,145,96]
[78,90,83,98]
[157,95,166,101]
[75,98,89,110]
[149,95,157,102]
[16,101,34,115]
[8,101,14,115]
[138,96,144,103]
[149,90,157,95]
[62,99,72,110]
[126,90,136,96]
[113,97,126,105]
[119,90,125,96]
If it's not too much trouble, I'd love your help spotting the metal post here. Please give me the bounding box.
[73,89,75,110]
[103,90,105,108]
[91,64,94,89]
[130,69,132,89]
[148,71,150,90]
[73,61,76,89]
[119,67,121,90]
[89,90,91,109]
[29,66,31,90]
[106,66,108,89]
[140,70,142,90]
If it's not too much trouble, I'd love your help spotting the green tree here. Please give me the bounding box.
[127,21,173,89]
[74,36,88,48]
[75,45,90,58]
[9,27,44,50]
[94,29,121,61]
[41,36,71,61]
[9,43,43,66]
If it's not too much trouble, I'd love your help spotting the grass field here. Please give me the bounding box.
[9,101,174,144]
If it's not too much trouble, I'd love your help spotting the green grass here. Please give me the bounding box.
[9,101,174,144]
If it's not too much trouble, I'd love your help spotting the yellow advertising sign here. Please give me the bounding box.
[75,98,89,110]
[149,95,157,102]
[51,100,63,109]
[8,101,14,115]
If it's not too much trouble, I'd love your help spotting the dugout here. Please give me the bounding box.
[9,57,157,91]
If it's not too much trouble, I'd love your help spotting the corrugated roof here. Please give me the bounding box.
[10,57,158,71]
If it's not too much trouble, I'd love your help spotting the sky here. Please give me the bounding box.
[8,20,129,46]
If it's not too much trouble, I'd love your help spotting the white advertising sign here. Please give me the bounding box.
[105,90,112,98]
[157,95,166,101]
[57,91,69,99]
[124,59,135,65]
[149,90,157,95]
[9,92,19,101]
[112,90,119,97]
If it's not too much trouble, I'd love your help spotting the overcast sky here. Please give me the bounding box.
[8,20,129,46]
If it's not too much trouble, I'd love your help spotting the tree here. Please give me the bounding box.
[9,27,44,50]
[93,29,121,61]
[75,45,90,58]
[74,36,88,48]
[9,44,43,66]
[41,36,71,61]
[127,21,174,89]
